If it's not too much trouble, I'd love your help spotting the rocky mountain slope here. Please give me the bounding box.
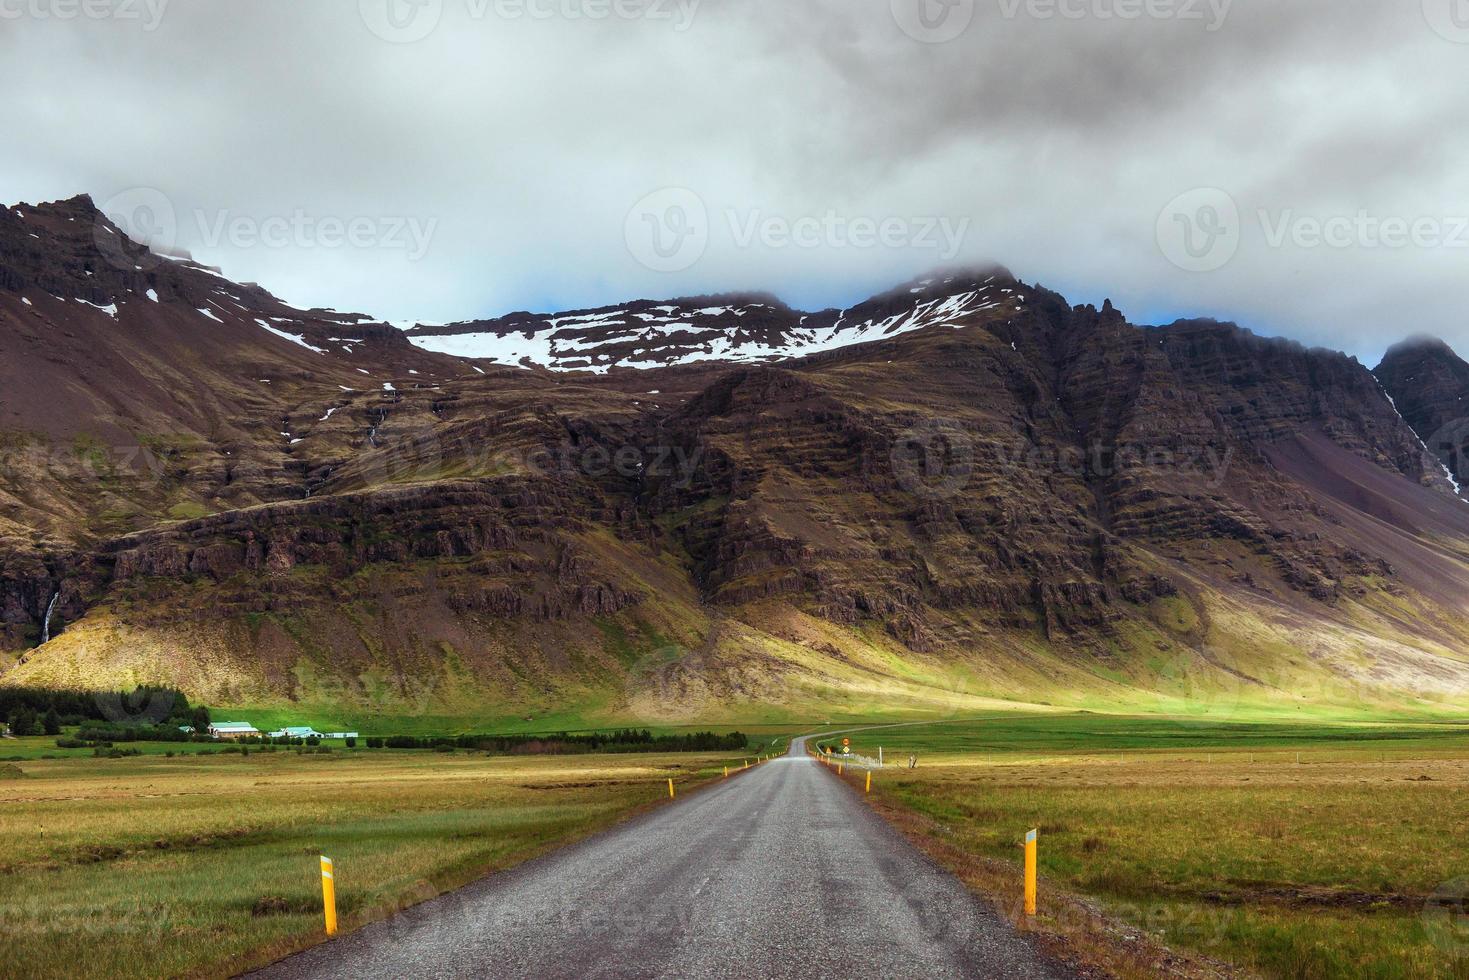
[4,194,1469,725]
[1376,336,1469,492]
[401,271,1013,372]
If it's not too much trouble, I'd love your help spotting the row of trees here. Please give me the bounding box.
[4,706,61,737]
[1,685,206,732]
[4,687,752,758]
[69,723,211,745]
[363,729,749,754]
[216,734,350,747]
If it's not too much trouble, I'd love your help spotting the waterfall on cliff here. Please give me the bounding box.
[40,591,59,644]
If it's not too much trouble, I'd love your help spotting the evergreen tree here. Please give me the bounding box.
[8,708,37,737]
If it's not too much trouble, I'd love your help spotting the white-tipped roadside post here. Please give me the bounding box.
[320,855,338,935]
[1023,830,1037,916]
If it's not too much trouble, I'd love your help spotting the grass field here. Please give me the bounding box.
[8,711,1467,979]
[0,744,759,979]
[820,715,1469,979]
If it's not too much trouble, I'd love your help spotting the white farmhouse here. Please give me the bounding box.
[209,721,260,740]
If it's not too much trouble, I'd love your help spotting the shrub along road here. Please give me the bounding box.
[249,736,1070,979]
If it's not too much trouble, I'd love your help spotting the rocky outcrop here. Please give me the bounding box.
[1375,336,1469,490]
[96,479,639,621]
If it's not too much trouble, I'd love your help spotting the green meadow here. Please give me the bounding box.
[5,709,1468,979]
[823,714,1469,980]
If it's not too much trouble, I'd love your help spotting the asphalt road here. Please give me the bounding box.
[249,737,1070,979]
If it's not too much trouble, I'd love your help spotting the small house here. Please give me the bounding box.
[325,731,359,740]
[268,726,325,739]
[209,721,260,740]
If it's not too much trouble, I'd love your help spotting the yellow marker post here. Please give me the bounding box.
[1023,829,1038,916]
[838,762,844,776]
[320,855,338,936]
[744,759,750,770]
[865,771,871,794]
[668,778,675,798]
[723,766,728,778]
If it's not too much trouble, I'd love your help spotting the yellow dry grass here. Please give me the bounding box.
[0,747,739,979]
[843,730,1469,979]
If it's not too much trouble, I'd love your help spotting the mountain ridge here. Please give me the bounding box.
[400,265,1025,373]
[4,192,1469,724]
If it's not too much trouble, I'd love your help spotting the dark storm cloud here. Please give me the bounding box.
[2,0,1467,363]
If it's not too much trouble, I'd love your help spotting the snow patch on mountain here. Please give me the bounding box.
[77,299,119,318]
[400,277,1018,373]
[256,319,327,354]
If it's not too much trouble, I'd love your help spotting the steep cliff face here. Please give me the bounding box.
[1375,336,1469,491]
[5,195,1469,721]
[0,194,500,650]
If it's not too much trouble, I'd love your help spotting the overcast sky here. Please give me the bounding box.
[3,0,1468,364]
